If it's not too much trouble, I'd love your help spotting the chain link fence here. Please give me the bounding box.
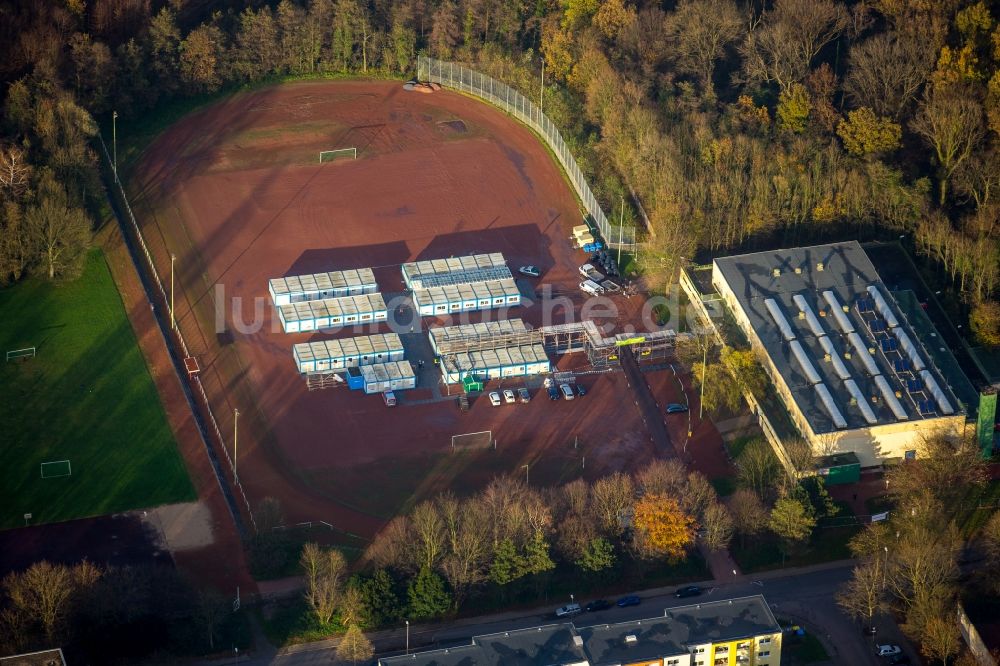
[418,56,636,250]
[97,132,257,536]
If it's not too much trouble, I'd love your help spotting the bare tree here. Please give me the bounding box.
[886,524,960,628]
[683,471,718,518]
[920,614,961,664]
[591,472,635,537]
[701,501,735,551]
[911,87,986,205]
[439,496,490,607]
[729,488,768,548]
[735,438,779,498]
[410,500,446,571]
[25,174,90,281]
[980,511,1000,594]
[0,145,31,199]
[300,543,347,626]
[664,0,743,99]
[336,623,374,664]
[740,0,849,92]
[366,516,414,572]
[2,561,75,641]
[636,459,688,497]
[836,560,885,630]
[844,32,934,120]
[884,432,989,509]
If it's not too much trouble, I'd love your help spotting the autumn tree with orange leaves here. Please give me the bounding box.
[631,494,698,561]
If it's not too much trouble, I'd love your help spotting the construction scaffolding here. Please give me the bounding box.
[429,319,543,355]
[621,329,677,364]
[305,371,347,391]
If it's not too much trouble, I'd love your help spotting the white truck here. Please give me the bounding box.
[579,279,605,296]
[578,263,605,283]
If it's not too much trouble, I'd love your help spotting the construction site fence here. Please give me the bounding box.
[96,131,257,536]
[418,56,637,250]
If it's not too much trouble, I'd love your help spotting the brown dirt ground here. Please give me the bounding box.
[127,80,667,535]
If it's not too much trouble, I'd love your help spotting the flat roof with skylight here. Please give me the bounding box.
[712,242,963,437]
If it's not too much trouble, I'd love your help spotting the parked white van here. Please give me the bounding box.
[579,279,605,296]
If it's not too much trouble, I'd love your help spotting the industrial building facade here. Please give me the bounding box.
[711,242,965,466]
[379,595,782,666]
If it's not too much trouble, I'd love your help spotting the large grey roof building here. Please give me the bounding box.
[379,596,782,666]
[711,241,965,465]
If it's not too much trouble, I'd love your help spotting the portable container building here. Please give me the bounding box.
[412,279,520,317]
[292,333,404,373]
[428,319,531,355]
[277,293,388,333]
[359,360,416,394]
[440,343,549,384]
[268,268,377,305]
[402,253,507,289]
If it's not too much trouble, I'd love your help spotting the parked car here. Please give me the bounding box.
[488,391,501,407]
[616,595,641,607]
[601,280,621,293]
[547,385,560,400]
[665,403,689,414]
[382,391,397,407]
[554,603,582,618]
[560,384,575,400]
[503,389,516,404]
[576,384,586,397]
[585,599,611,612]
[876,645,902,658]
[886,655,911,665]
[675,586,701,598]
[518,388,531,403]
[518,265,540,277]
[578,263,605,282]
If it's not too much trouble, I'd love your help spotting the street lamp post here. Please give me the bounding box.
[112,110,118,181]
[170,254,176,331]
[698,335,708,420]
[539,58,544,114]
[233,408,240,484]
[406,620,410,654]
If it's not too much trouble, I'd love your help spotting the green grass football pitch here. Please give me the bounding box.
[0,249,195,529]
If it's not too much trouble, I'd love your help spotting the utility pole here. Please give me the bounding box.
[539,58,544,115]
[699,335,708,420]
[406,620,410,654]
[233,408,240,484]
[170,254,176,331]
[112,110,119,182]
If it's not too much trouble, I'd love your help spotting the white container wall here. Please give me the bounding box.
[413,279,520,317]
[277,293,388,333]
[361,361,416,394]
[402,253,507,289]
[269,268,377,305]
[293,333,404,373]
[441,344,549,383]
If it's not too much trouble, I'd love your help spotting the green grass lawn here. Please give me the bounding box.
[0,249,195,529]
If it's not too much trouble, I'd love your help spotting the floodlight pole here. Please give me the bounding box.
[170,254,176,331]
[539,57,544,114]
[233,408,240,484]
[618,198,624,265]
[405,620,410,654]
[699,335,707,421]
[112,110,118,182]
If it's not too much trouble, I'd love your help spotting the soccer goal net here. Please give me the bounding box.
[6,347,35,362]
[319,148,357,163]
[452,431,493,451]
[41,460,72,478]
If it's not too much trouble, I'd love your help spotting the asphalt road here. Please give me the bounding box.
[255,562,915,666]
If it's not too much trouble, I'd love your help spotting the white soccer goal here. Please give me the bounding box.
[319,148,357,163]
[451,430,493,451]
[6,347,36,362]
[40,460,72,479]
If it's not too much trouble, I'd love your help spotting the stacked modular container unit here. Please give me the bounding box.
[413,280,521,317]
[360,360,417,394]
[402,253,507,289]
[277,293,388,332]
[441,344,550,384]
[429,319,531,355]
[269,268,377,305]
[293,333,404,373]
